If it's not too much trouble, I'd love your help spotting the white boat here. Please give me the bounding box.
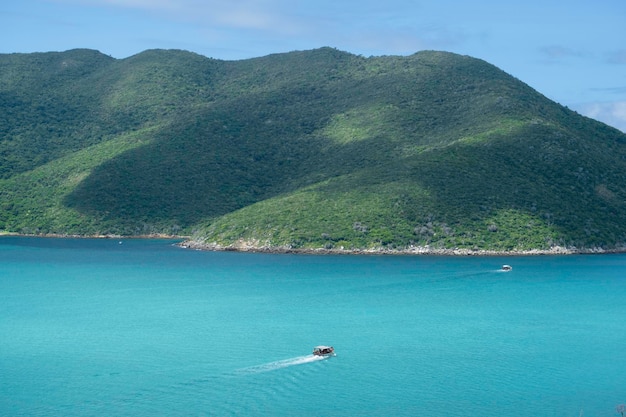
[501,264,512,271]
[312,345,335,356]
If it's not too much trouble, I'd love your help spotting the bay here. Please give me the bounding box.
[1,236,626,416]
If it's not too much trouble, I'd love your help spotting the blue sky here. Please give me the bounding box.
[2,0,625,132]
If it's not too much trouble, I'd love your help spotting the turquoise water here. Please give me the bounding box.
[1,237,626,416]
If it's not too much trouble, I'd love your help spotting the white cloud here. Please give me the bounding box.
[575,102,626,133]
[45,0,473,54]
[50,0,179,11]
[48,0,295,31]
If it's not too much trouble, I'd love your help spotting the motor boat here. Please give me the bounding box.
[501,264,512,271]
[312,346,335,356]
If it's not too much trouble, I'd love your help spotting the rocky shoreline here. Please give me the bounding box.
[4,233,624,256]
[178,239,626,256]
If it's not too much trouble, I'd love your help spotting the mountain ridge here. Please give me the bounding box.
[1,47,625,252]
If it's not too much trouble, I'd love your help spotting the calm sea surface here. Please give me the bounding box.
[1,237,626,416]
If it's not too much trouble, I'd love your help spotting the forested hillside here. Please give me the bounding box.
[1,47,625,252]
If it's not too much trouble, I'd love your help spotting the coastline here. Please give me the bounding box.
[3,232,625,256]
[178,239,626,256]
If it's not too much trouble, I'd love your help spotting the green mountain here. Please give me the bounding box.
[1,47,625,252]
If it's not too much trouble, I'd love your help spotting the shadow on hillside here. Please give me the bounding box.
[63,77,397,231]
[64,63,626,245]
[62,49,487,233]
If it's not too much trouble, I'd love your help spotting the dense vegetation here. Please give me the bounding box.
[1,47,625,252]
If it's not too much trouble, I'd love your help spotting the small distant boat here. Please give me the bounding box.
[312,346,335,357]
[501,265,512,271]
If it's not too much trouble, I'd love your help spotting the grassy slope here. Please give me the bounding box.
[1,48,625,250]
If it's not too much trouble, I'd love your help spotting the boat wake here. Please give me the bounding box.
[235,355,328,375]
